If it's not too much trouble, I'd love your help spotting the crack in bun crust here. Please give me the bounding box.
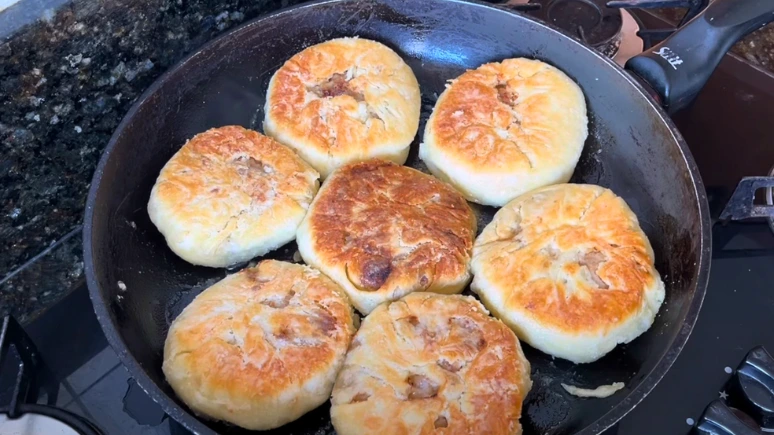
[330,292,532,435]
[297,159,477,315]
[420,58,588,206]
[147,126,320,268]
[162,260,357,430]
[471,184,666,363]
[264,37,421,178]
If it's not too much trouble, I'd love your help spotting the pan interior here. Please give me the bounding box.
[85,0,705,434]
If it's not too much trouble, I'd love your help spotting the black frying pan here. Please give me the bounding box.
[83,0,774,433]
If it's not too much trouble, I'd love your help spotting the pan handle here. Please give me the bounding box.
[624,0,774,113]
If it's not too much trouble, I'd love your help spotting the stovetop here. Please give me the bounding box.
[2,222,772,435]
[3,4,774,435]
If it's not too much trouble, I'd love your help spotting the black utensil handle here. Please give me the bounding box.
[625,0,774,113]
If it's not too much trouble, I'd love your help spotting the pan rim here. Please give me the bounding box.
[82,0,712,433]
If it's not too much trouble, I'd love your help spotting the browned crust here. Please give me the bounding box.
[425,58,586,171]
[330,293,532,435]
[264,38,421,176]
[153,126,317,211]
[303,160,477,311]
[162,260,356,421]
[148,126,320,267]
[473,184,660,334]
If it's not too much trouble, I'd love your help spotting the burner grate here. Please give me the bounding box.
[528,0,624,56]
[479,0,712,60]
[606,0,710,47]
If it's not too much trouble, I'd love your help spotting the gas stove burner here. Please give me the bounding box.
[527,0,623,57]
[494,0,642,64]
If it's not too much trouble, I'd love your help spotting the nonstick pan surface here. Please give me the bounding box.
[84,0,712,433]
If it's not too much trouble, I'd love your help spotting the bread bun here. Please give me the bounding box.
[471,184,665,363]
[420,58,588,206]
[163,260,357,430]
[331,292,532,435]
[297,159,476,314]
[264,37,421,178]
[147,126,319,268]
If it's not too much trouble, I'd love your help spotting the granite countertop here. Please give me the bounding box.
[1,0,773,324]
[654,7,774,71]
[0,0,295,323]
[735,28,774,70]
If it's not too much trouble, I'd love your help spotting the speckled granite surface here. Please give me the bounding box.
[734,28,774,71]
[653,7,774,72]
[1,0,773,324]
[0,227,83,324]
[0,0,296,322]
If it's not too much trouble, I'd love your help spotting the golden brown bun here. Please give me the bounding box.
[420,58,588,206]
[264,37,421,178]
[147,126,319,268]
[471,184,665,363]
[297,159,477,314]
[162,260,357,430]
[330,292,532,435]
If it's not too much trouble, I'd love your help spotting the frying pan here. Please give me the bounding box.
[83,0,774,433]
